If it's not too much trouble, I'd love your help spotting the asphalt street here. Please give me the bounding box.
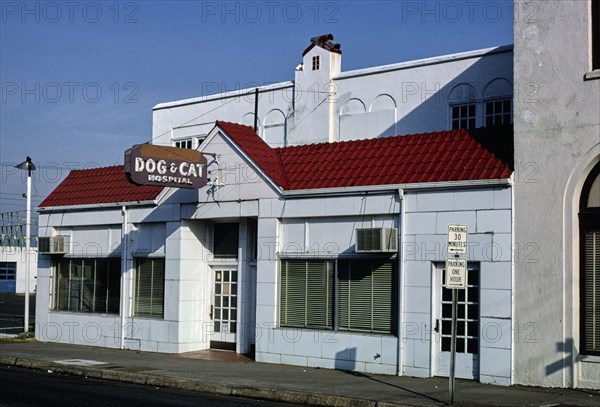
[0,364,301,407]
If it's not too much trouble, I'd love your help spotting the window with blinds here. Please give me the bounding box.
[54,258,120,314]
[580,162,600,355]
[593,0,600,70]
[338,260,396,334]
[279,260,333,329]
[134,259,165,319]
[583,231,600,354]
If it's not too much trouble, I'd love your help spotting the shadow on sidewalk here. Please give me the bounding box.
[342,370,446,404]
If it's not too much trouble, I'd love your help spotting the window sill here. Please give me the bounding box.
[208,259,239,267]
[578,354,600,364]
[50,310,119,317]
[584,70,600,81]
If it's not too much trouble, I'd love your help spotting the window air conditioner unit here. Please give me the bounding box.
[38,236,70,254]
[355,228,398,253]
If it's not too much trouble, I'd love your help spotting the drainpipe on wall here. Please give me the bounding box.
[328,78,336,143]
[397,188,405,376]
[120,205,128,349]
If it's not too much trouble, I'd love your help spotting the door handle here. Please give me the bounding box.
[210,305,213,319]
[434,319,440,333]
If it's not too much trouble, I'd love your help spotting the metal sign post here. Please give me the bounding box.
[449,288,458,405]
[446,224,468,406]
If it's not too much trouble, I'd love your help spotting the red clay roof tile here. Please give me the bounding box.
[219,123,513,191]
[39,165,163,208]
[40,123,512,208]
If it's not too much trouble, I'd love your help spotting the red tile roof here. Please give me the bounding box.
[216,121,289,189]
[40,123,512,208]
[39,165,163,208]
[217,121,513,191]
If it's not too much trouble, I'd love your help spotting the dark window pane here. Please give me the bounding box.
[468,304,478,320]
[468,321,479,337]
[54,258,121,314]
[457,304,465,319]
[442,320,452,335]
[467,338,479,354]
[468,269,479,285]
[442,287,452,302]
[442,337,451,352]
[456,321,465,336]
[468,287,479,302]
[456,338,465,353]
[442,303,452,318]
[214,223,239,258]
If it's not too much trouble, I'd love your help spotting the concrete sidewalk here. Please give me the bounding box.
[0,341,598,407]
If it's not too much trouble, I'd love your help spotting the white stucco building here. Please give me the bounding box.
[0,246,37,294]
[34,34,520,385]
[0,218,37,294]
[513,0,600,390]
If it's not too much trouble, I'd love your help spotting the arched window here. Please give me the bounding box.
[580,161,600,355]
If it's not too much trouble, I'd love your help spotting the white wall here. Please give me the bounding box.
[253,186,512,381]
[513,0,600,389]
[404,187,512,385]
[152,45,512,149]
[0,246,37,294]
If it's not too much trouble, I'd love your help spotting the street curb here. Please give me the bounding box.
[0,356,415,407]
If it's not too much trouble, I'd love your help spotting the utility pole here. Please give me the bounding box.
[15,156,35,333]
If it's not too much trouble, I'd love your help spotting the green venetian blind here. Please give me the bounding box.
[280,260,333,329]
[584,231,600,353]
[338,260,395,334]
[134,259,165,318]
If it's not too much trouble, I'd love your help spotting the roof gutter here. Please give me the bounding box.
[282,178,511,197]
[37,199,158,213]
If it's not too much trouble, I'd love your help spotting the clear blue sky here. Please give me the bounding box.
[0,0,513,213]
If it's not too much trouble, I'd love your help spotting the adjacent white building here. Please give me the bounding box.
[513,0,600,390]
[0,218,37,294]
[0,246,37,294]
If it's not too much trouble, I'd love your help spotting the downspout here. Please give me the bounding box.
[253,88,259,133]
[397,188,405,376]
[120,205,128,349]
